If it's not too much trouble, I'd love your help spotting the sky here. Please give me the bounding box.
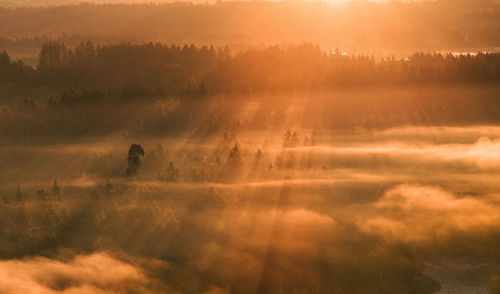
[0,0,423,6]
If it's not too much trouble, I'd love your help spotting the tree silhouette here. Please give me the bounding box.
[126,144,145,177]
[275,155,283,169]
[253,148,263,167]
[161,161,180,182]
[51,180,60,199]
[283,129,292,147]
[15,186,24,202]
[291,132,299,147]
[228,143,242,167]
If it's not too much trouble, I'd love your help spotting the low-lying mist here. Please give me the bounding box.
[1,0,500,290]
[3,113,500,293]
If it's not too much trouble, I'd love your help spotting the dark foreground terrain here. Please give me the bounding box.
[1,41,500,293]
[2,87,500,293]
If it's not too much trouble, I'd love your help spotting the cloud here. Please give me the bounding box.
[190,207,336,277]
[0,252,150,294]
[382,125,500,139]
[358,185,499,242]
[288,135,500,169]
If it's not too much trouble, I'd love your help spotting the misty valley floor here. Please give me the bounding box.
[1,0,500,291]
[1,123,500,293]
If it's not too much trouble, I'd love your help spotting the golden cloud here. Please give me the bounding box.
[359,184,499,242]
[0,252,148,294]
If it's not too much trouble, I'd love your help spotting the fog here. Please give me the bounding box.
[0,252,149,293]
[2,112,500,292]
[2,0,500,291]
[1,0,500,63]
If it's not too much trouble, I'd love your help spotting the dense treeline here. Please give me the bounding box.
[0,35,141,64]
[2,42,500,141]
[2,42,500,97]
[0,50,33,80]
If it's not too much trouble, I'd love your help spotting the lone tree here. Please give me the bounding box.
[15,186,24,202]
[51,180,60,198]
[253,148,262,166]
[291,132,299,147]
[283,129,292,147]
[161,162,180,182]
[227,143,242,167]
[126,144,145,177]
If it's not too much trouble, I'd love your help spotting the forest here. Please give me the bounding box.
[2,2,500,294]
[1,42,500,142]
[2,42,500,93]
